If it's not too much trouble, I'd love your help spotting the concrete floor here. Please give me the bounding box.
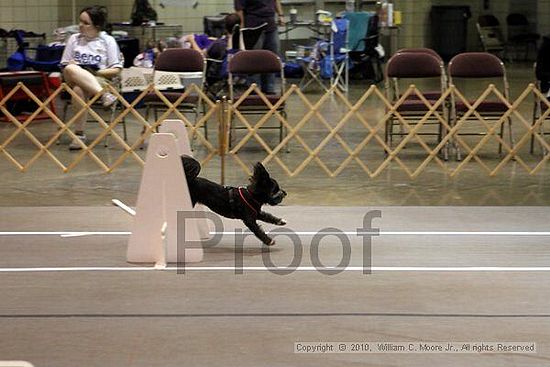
[1,206,550,366]
[1,62,550,366]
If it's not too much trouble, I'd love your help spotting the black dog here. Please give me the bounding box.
[182,155,287,245]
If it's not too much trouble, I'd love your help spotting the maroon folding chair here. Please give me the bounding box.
[385,51,449,159]
[228,49,287,148]
[448,52,513,160]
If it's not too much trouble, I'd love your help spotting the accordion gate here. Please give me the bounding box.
[1,81,549,178]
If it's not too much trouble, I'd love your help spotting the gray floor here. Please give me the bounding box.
[1,206,550,366]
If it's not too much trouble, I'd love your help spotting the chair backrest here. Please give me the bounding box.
[154,48,205,92]
[478,14,500,27]
[155,48,204,72]
[506,13,533,40]
[396,48,443,63]
[448,52,504,79]
[228,50,284,100]
[385,52,446,109]
[228,49,282,74]
[332,18,349,54]
[386,52,443,79]
[476,15,505,52]
[506,13,528,26]
[344,11,378,52]
[203,15,226,38]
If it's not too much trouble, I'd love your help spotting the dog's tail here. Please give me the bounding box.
[181,155,201,183]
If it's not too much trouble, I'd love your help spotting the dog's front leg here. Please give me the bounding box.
[258,211,286,226]
[244,219,275,246]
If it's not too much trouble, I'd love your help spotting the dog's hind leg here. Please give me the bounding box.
[258,211,286,226]
[181,155,201,183]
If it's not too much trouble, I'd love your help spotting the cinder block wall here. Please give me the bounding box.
[538,0,550,37]
[0,0,60,36]
[2,0,550,53]
[0,0,232,41]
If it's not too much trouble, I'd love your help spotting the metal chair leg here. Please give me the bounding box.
[531,99,539,154]
[498,120,504,156]
[103,102,118,147]
[507,116,514,157]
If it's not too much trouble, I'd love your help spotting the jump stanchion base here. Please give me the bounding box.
[159,120,214,240]
[127,132,203,264]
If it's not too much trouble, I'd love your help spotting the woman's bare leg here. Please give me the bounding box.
[71,85,88,133]
[63,64,102,96]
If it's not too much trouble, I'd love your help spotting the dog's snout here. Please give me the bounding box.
[276,189,287,199]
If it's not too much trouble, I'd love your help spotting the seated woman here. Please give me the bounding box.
[60,5,123,150]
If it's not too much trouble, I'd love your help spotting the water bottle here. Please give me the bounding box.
[290,7,297,24]
[143,49,154,68]
[386,2,394,26]
[379,0,388,27]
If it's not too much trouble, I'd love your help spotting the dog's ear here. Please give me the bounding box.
[252,162,270,181]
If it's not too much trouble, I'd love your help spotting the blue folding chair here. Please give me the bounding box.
[7,30,64,72]
[297,18,349,93]
[328,18,350,92]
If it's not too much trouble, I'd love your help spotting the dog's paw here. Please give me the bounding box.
[276,218,287,226]
[265,238,276,246]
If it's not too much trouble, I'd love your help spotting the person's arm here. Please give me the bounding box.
[181,34,203,52]
[97,35,123,79]
[96,67,121,78]
[236,10,244,27]
[234,0,244,27]
[274,0,284,25]
[60,34,77,66]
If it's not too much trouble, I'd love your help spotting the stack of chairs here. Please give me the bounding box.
[506,13,540,61]
[476,15,507,59]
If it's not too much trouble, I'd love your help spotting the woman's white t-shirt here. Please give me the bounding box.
[61,31,123,70]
